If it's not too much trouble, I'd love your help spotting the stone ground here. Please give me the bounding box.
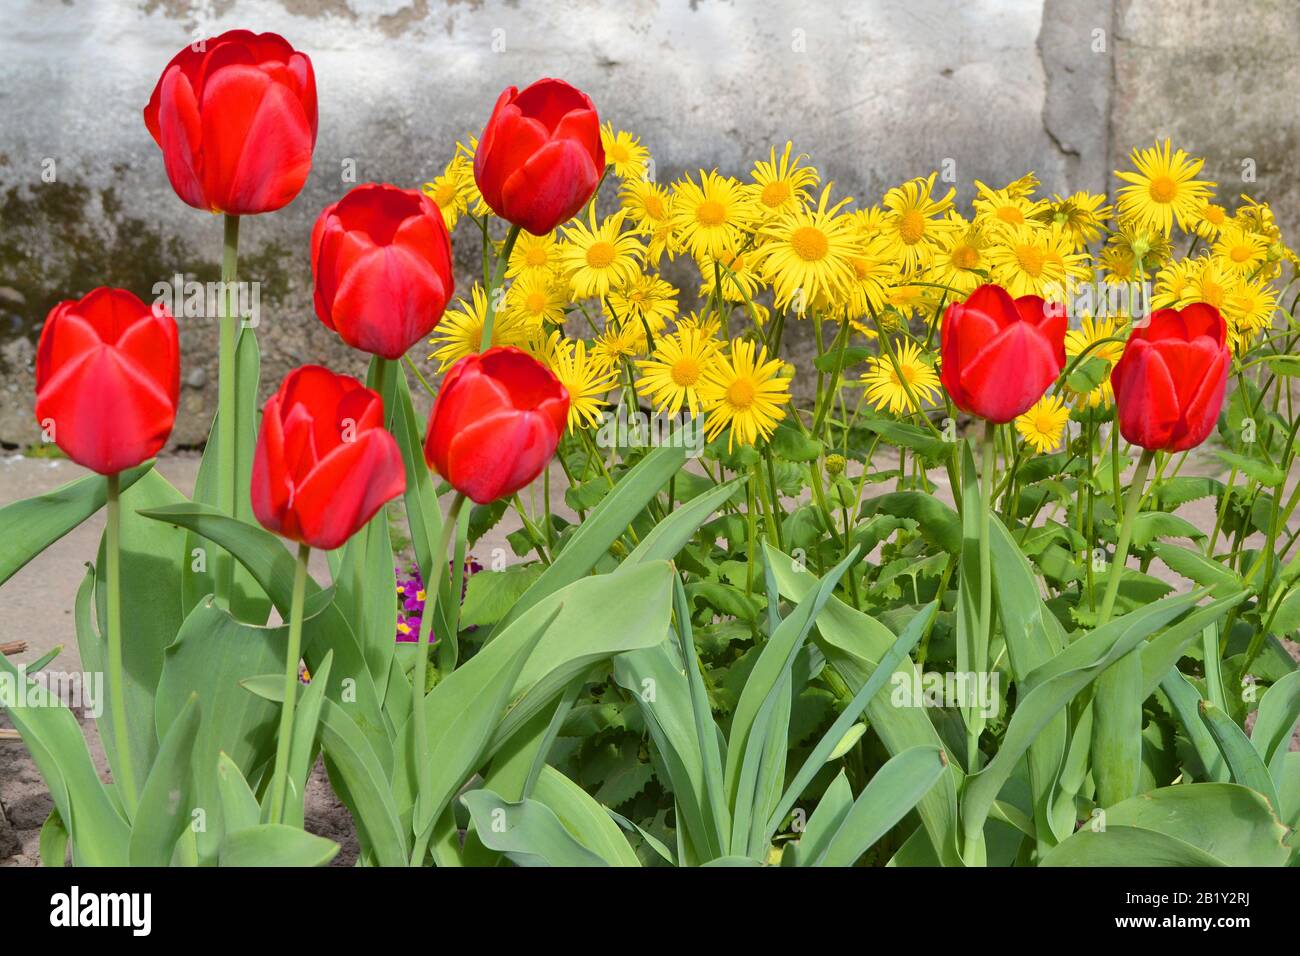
[1,443,1296,864]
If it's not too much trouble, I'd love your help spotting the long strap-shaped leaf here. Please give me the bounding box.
[0,461,151,589]
[813,746,947,867]
[961,592,1224,850]
[728,546,861,857]
[764,601,936,847]
[490,444,686,636]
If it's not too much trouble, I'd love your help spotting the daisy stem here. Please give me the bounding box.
[104,471,138,819]
[215,212,241,608]
[811,316,851,438]
[268,541,310,826]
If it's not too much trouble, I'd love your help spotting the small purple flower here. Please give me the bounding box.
[393,559,481,643]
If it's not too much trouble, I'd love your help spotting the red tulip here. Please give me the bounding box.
[35,288,179,475]
[474,78,604,236]
[144,30,317,215]
[251,366,405,550]
[311,183,455,360]
[940,283,1067,423]
[424,348,569,504]
[1111,303,1229,452]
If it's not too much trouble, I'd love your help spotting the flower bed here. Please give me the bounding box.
[1,29,1297,868]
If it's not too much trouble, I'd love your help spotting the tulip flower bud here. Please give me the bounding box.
[473,79,604,235]
[424,347,569,504]
[940,283,1067,424]
[1111,303,1230,452]
[144,30,317,215]
[311,183,455,360]
[35,288,180,475]
[251,366,406,550]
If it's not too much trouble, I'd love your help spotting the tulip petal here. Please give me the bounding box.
[958,320,1060,423]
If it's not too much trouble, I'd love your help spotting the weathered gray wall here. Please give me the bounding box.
[0,0,1294,445]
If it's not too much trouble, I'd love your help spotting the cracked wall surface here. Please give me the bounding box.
[0,0,1295,444]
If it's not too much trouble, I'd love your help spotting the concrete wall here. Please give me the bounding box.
[0,0,1294,444]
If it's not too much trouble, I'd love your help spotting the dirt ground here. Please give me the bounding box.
[0,446,1296,865]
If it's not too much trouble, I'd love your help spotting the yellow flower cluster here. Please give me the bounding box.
[420,133,1295,455]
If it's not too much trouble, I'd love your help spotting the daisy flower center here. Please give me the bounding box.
[671,357,701,387]
[609,143,630,163]
[1148,175,1177,203]
[1229,244,1253,263]
[952,245,980,270]
[1204,206,1225,225]
[726,378,757,409]
[1014,244,1046,277]
[791,226,829,261]
[526,291,547,313]
[586,241,616,269]
[433,183,457,205]
[643,195,665,219]
[696,199,726,226]
[525,247,549,267]
[996,206,1023,225]
[761,180,792,207]
[899,210,926,244]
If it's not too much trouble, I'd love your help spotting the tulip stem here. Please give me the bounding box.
[970,420,996,774]
[479,224,521,350]
[1098,448,1154,626]
[104,472,138,818]
[215,212,241,607]
[410,491,466,864]
[269,541,310,825]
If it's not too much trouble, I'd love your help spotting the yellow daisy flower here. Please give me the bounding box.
[635,325,723,418]
[421,162,469,231]
[507,230,563,279]
[1064,314,1126,408]
[1106,218,1173,277]
[1183,256,1232,312]
[592,320,646,365]
[429,285,531,370]
[698,339,792,449]
[844,237,899,325]
[877,173,955,274]
[986,223,1075,298]
[1212,222,1268,276]
[1223,273,1276,337]
[753,184,862,314]
[1114,139,1215,234]
[1037,191,1113,249]
[862,340,941,415]
[669,170,758,261]
[1189,202,1229,240]
[546,334,618,431]
[452,136,489,215]
[930,214,991,295]
[559,208,645,300]
[619,180,677,264]
[1015,395,1070,454]
[1152,257,1199,309]
[748,141,819,217]
[607,271,678,335]
[505,271,568,328]
[973,180,1048,233]
[600,122,650,180]
[676,310,724,340]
